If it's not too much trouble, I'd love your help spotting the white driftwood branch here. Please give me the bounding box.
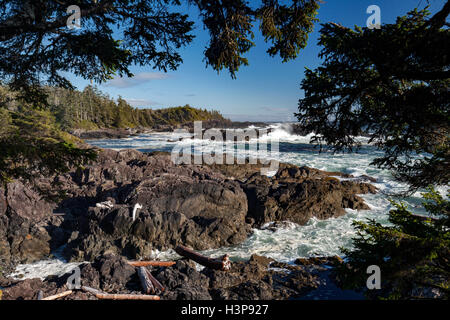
[41,290,73,300]
[132,203,143,221]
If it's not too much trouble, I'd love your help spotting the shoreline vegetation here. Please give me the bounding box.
[1,84,274,140]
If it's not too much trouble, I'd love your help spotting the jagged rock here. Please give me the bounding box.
[0,254,345,300]
[70,128,143,140]
[1,149,377,268]
[92,254,138,292]
[1,278,52,300]
[62,153,251,261]
[0,181,63,274]
[207,162,377,227]
[294,256,344,266]
[241,165,377,226]
[64,201,251,262]
[155,260,212,300]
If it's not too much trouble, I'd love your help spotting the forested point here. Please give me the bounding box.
[0,84,227,131]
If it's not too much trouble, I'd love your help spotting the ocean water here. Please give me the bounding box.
[9,123,440,279]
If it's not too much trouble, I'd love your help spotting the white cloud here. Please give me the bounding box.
[106,72,169,88]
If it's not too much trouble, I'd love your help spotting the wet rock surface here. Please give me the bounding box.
[0,182,65,275]
[1,254,340,300]
[60,150,251,261]
[211,162,377,226]
[0,149,376,272]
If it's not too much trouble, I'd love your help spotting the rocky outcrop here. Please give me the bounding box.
[3,252,445,300]
[0,182,66,275]
[210,162,377,227]
[186,120,269,131]
[70,128,150,140]
[1,254,330,300]
[1,149,376,269]
[68,121,271,139]
[243,166,377,226]
[2,149,246,269]
[59,150,250,261]
[64,203,250,262]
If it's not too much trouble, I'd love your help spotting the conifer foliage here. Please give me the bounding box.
[296,1,450,299]
[0,0,320,184]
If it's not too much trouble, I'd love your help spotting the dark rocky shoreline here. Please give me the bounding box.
[69,120,274,140]
[0,148,377,300]
[70,127,151,140]
[1,253,356,300]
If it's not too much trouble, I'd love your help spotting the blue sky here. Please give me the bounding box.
[68,0,444,121]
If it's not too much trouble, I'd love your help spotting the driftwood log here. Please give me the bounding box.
[128,261,176,267]
[41,290,73,300]
[81,286,103,296]
[95,293,160,300]
[144,268,165,292]
[136,266,165,293]
[137,267,155,294]
[81,286,160,300]
[175,245,231,271]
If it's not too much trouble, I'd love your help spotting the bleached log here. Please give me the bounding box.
[96,200,114,209]
[137,267,155,294]
[175,245,231,271]
[132,203,142,221]
[144,268,165,292]
[81,285,160,300]
[81,286,103,296]
[41,290,73,300]
[95,293,160,300]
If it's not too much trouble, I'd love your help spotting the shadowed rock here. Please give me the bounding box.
[1,149,376,269]
[1,254,325,300]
